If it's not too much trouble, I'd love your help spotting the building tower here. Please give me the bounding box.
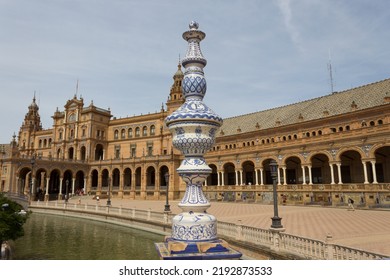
[166,61,184,114]
[156,21,241,259]
[18,94,42,156]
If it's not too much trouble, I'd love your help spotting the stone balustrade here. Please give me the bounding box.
[30,200,388,260]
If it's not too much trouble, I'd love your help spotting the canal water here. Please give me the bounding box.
[12,213,162,260]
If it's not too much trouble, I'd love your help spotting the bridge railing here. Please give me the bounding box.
[30,200,389,260]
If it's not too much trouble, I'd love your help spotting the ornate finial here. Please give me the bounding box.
[189,21,199,30]
[164,21,223,242]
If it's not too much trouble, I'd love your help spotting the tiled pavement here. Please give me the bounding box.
[75,196,390,256]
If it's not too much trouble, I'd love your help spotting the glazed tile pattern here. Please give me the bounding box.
[165,21,222,241]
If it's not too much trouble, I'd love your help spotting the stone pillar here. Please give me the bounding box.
[31,175,36,196]
[329,163,335,185]
[255,169,259,185]
[83,178,87,194]
[98,172,102,195]
[45,178,49,199]
[131,171,136,199]
[308,165,313,185]
[336,163,343,184]
[362,161,369,184]
[282,166,287,185]
[58,177,63,200]
[217,171,221,186]
[235,170,239,186]
[221,171,225,186]
[302,166,306,185]
[277,168,281,185]
[72,178,76,195]
[240,170,243,185]
[260,168,264,185]
[40,172,45,189]
[370,160,378,184]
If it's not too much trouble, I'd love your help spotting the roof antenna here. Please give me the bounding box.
[75,79,79,97]
[327,49,335,94]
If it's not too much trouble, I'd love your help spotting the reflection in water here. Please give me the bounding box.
[13,213,162,260]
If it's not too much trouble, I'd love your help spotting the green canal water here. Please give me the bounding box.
[12,213,162,260]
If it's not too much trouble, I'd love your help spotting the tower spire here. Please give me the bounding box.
[328,49,335,94]
[166,57,185,114]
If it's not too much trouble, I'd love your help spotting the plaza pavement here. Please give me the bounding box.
[75,196,390,256]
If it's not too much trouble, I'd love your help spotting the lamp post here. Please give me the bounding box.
[65,179,69,203]
[270,159,283,230]
[164,172,170,212]
[30,155,36,202]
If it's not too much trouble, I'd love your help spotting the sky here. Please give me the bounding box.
[1,0,390,143]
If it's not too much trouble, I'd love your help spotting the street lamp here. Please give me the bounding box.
[269,159,283,230]
[164,172,171,212]
[65,179,69,203]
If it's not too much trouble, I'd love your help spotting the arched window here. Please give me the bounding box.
[121,129,125,139]
[135,127,140,137]
[143,126,147,136]
[150,125,155,135]
[114,129,119,139]
[128,128,133,138]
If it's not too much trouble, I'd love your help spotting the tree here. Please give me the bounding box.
[0,193,30,249]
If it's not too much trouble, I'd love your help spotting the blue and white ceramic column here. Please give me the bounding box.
[165,21,223,242]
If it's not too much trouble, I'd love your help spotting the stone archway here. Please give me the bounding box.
[123,168,132,189]
[340,150,364,183]
[310,153,331,184]
[159,166,169,188]
[48,169,60,199]
[285,156,302,184]
[242,160,255,185]
[112,168,120,188]
[146,166,156,190]
[75,170,85,194]
[135,167,142,190]
[374,146,390,183]
[208,164,218,186]
[223,162,236,186]
[95,144,104,160]
[91,169,98,188]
